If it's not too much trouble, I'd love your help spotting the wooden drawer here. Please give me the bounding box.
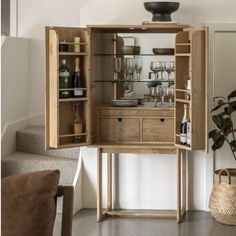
[99,108,174,117]
[100,118,140,142]
[142,118,174,142]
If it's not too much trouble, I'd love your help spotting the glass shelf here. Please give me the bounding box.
[93,53,175,56]
[95,80,175,83]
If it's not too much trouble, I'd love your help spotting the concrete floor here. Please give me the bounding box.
[53,209,236,236]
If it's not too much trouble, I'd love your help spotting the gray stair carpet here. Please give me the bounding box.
[16,126,80,159]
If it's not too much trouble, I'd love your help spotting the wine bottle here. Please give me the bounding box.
[74,103,83,143]
[59,59,70,98]
[180,104,190,145]
[72,57,83,98]
[187,120,191,146]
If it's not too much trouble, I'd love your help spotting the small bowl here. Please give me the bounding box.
[122,46,140,55]
[144,2,180,22]
[153,48,174,55]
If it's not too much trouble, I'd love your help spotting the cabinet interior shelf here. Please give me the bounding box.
[59,133,88,138]
[175,43,191,46]
[175,88,191,93]
[59,97,88,102]
[58,142,88,148]
[59,52,87,56]
[175,53,191,57]
[94,80,175,83]
[175,143,192,151]
[59,42,87,45]
[59,88,87,91]
[175,98,191,104]
[93,53,175,56]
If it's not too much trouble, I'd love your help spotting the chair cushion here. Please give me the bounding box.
[1,169,60,236]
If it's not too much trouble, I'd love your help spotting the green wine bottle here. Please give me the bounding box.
[59,59,70,98]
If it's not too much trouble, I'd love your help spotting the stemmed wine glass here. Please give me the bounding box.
[164,61,172,81]
[114,57,121,81]
[150,61,162,80]
[134,57,142,81]
[169,61,175,81]
[167,85,175,106]
[125,58,135,81]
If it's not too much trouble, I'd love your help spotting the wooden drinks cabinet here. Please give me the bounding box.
[45,23,208,222]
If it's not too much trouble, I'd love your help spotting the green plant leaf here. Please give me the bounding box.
[211,135,225,151]
[229,101,236,111]
[228,89,236,100]
[223,117,233,133]
[208,129,218,139]
[230,140,236,148]
[211,103,226,113]
[212,114,224,130]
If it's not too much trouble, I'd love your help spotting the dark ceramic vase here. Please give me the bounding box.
[144,1,180,22]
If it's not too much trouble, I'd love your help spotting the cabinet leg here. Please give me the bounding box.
[182,150,187,213]
[177,149,182,223]
[107,153,112,211]
[97,148,103,222]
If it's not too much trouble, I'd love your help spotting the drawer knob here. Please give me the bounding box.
[160,118,165,122]
[118,118,122,122]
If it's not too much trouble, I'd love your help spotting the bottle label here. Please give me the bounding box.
[74,89,83,96]
[59,71,69,77]
[74,123,82,134]
[187,122,191,146]
[180,133,187,144]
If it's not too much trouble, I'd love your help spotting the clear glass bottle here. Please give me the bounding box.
[74,103,82,143]
[59,59,70,98]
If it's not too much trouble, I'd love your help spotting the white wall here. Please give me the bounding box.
[1,37,30,155]
[15,0,236,210]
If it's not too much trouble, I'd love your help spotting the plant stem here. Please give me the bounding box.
[225,135,236,161]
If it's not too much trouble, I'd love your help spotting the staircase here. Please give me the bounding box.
[1,126,82,214]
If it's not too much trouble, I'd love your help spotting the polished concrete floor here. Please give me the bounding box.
[53,209,236,236]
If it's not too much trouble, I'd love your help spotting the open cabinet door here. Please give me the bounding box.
[46,27,59,149]
[45,26,91,149]
[175,27,207,151]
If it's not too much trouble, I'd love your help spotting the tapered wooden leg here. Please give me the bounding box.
[177,149,182,223]
[97,148,103,222]
[107,153,112,211]
[182,150,187,213]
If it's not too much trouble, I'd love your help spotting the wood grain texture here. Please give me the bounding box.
[191,29,206,150]
[142,118,174,142]
[100,118,140,142]
[48,28,59,148]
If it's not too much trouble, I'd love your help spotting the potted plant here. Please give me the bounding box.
[208,88,236,225]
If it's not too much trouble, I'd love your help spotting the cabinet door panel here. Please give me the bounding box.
[46,28,59,148]
[100,118,140,142]
[143,118,174,142]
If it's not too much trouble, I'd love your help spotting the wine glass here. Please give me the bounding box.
[150,61,162,80]
[114,57,121,81]
[125,58,135,81]
[134,57,142,81]
[169,61,175,81]
[164,61,172,81]
[167,85,175,106]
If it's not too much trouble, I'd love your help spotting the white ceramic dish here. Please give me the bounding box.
[112,99,138,107]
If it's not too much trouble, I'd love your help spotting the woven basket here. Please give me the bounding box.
[209,169,236,225]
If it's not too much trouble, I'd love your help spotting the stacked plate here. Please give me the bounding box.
[112,99,138,107]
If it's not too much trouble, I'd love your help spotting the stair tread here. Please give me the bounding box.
[2,151,78,162]
[17,125,45,135]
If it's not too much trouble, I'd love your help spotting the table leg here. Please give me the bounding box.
[97,148,103,222]
[107,153,112,211]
